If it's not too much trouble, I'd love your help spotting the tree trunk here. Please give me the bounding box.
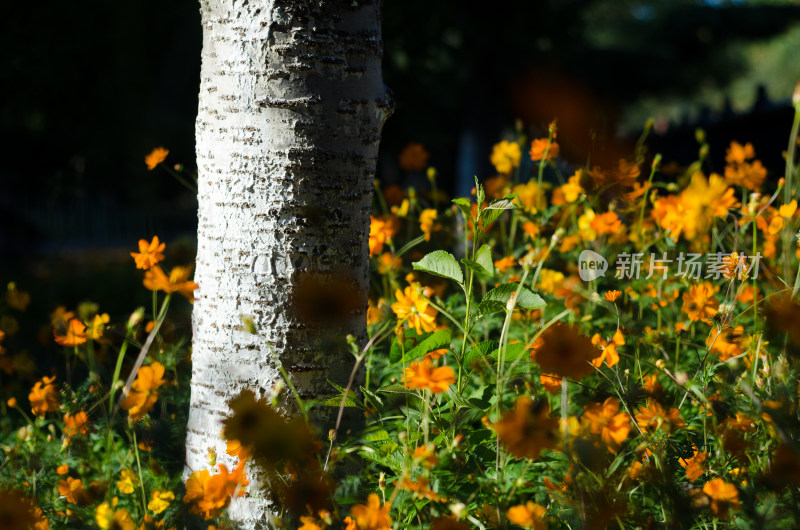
[187,1,391,527]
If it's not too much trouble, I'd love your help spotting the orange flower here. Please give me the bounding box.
[398,142,429,171]
[130,236,166,269]
[552,173,583,205]
[603,290,621,302]
[506,500,547,529]
[590,211,622,235]
[29,376,59,416]
[529,137,559,162]
[682,282,719,323]
[403,359,456,394]
[376,253,401,275]
[54,318,87,346]
[539,373,562,395]
[143,265,198,301]
[183,463,248,520]
[86,313,110,341]
[63,411,90,437]
[591,329,624,368]
[225,438,252,461]
[145,147,169,170]
[347,493,391,530]
[725,141,755,165]
[120,361,167,421]
[529,324,600,380]
[369,216,398,257]
[635,400,685,433]
[412,444,439,468]
[391,283,438,334]
[397,476,442,501]
[724,160,766,190]
[5,283,31,311]
[56,464,69,475]
[493,396,559,460]
[57,477,88,504]
[702,478,740,517]
[494,256,516,274]
[679,448,707,482]
[581,397,631,453]
[706,326,744,361]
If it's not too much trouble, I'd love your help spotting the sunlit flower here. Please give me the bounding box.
[398,476,442,501]
[513,180,547,214]
[591,329,624,368]
[53,318,87,346]
[398,142,429,171]
[29,376,58,416]
[537,269,565,294]
[506,500,547,529]
[529,324,599,380]
[707,326,744,361]
[552,173,584,206]
[391,283,438,334]
[725,141,755,165]
[539,373,562,394]
[419,209,438,241]
[369,216,399,257]
[143,265,198,301]
[145,147,169,170]
[493,396,559,460]
[703,478,740,517]
[603,290,621,302]
[679,172,739,239]
[120,361,167,422]
[635,400,685,433]
[130,236,166,269]
[148,489,175,514]
[529,137,559,162]
[85,313,110,341]
[403,358,456,394]
[490,141,521,175]
[347,493,391,530]
[590,211,622,235]
[183,462,248,520]
[581,397,630,452]
[57,477,88,505]
[651,194,686,241]
[682,282,719,323]
[680,448,707,482]
[780,200,797,218]
[56,464,68,476]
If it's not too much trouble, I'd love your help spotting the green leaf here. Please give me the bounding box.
[488,342,528,362]
[477,283,546,314]
[480,196,517,226]
[474,244,494,275]
[464,340,498,367]
[390,329,451,365]
[452,198,472,220]
[413,250,464,284]
[390,329,433,363]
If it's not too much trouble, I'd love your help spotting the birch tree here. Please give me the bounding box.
[186,1,391,527]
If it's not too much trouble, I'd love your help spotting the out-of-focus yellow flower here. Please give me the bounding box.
[117,470,137,494]
[145,147,169,170]
[148,489,175,514]
[552,173,583,205]
[5,283,31,312]
[86,313,110,341]
[130,236,166,270]
[506,501,547,529]
[490,141,521,175]
[513,180,546,214]
[419,209,438,241]
[376,253,401,275]
[780,200,797,218]
[492,396,558,460]
[581,397,630,452]
[680,172,739,239]
[96,499,135,530]
[537,269,565,294]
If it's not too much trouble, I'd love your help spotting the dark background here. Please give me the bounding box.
[2,0,800,315]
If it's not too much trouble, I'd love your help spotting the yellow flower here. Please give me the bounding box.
[143,265,198,301]
[376,253,401,275]
[506,501,547,529]
[348,493,392,530]
[490,140,521,174]
[513,180,546,214]
[86,313,110,341]
[29,376,58,416]
[679,172,739,239]
[537,269,565,294]
[419,209,438,241]
[130,236,166,269]
[682,282,719,323]
[116,470,137,494]
[402,358,456,394]
[96,500,135,530]
[552,173,583,205]
[5,283,31,312]
[780,200,797,218]
[120,362,167,421]
[53,318,87,346]
[148,489,175,514]
[145,147,169,170]
[369,216,399,257]
[391,283,437,334]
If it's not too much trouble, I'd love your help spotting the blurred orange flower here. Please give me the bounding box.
[679,448,707,482]
[145,147,169,170]
[54,318,87,346]
[703,478,739,517]
[529,324,599,380]
[130,236,166,270]
[398,142,429,171]
[682,282,719,323]
[529,137,559,162]
[120,361,167,421]
[63,411,90,437]
[183,462,248,520]
[493,396,558,460]
[347,493,391,530]
[506,500,547,529]
[29,376,59,416]
[581,397,630,452]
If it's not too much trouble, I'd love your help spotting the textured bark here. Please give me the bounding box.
[187,1,390,527]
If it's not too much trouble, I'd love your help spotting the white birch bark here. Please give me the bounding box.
[187,1,391,527]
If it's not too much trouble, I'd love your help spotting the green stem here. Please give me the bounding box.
[784,105,800,204]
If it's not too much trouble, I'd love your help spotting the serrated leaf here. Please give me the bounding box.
[390,329,451,365]
[480,197,516,226]
[478,283,546,314]
[464,340,498,367]
[474,244,494,276]
[413,250,463,284]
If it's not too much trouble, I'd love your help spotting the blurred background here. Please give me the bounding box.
[2,0,800,314]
